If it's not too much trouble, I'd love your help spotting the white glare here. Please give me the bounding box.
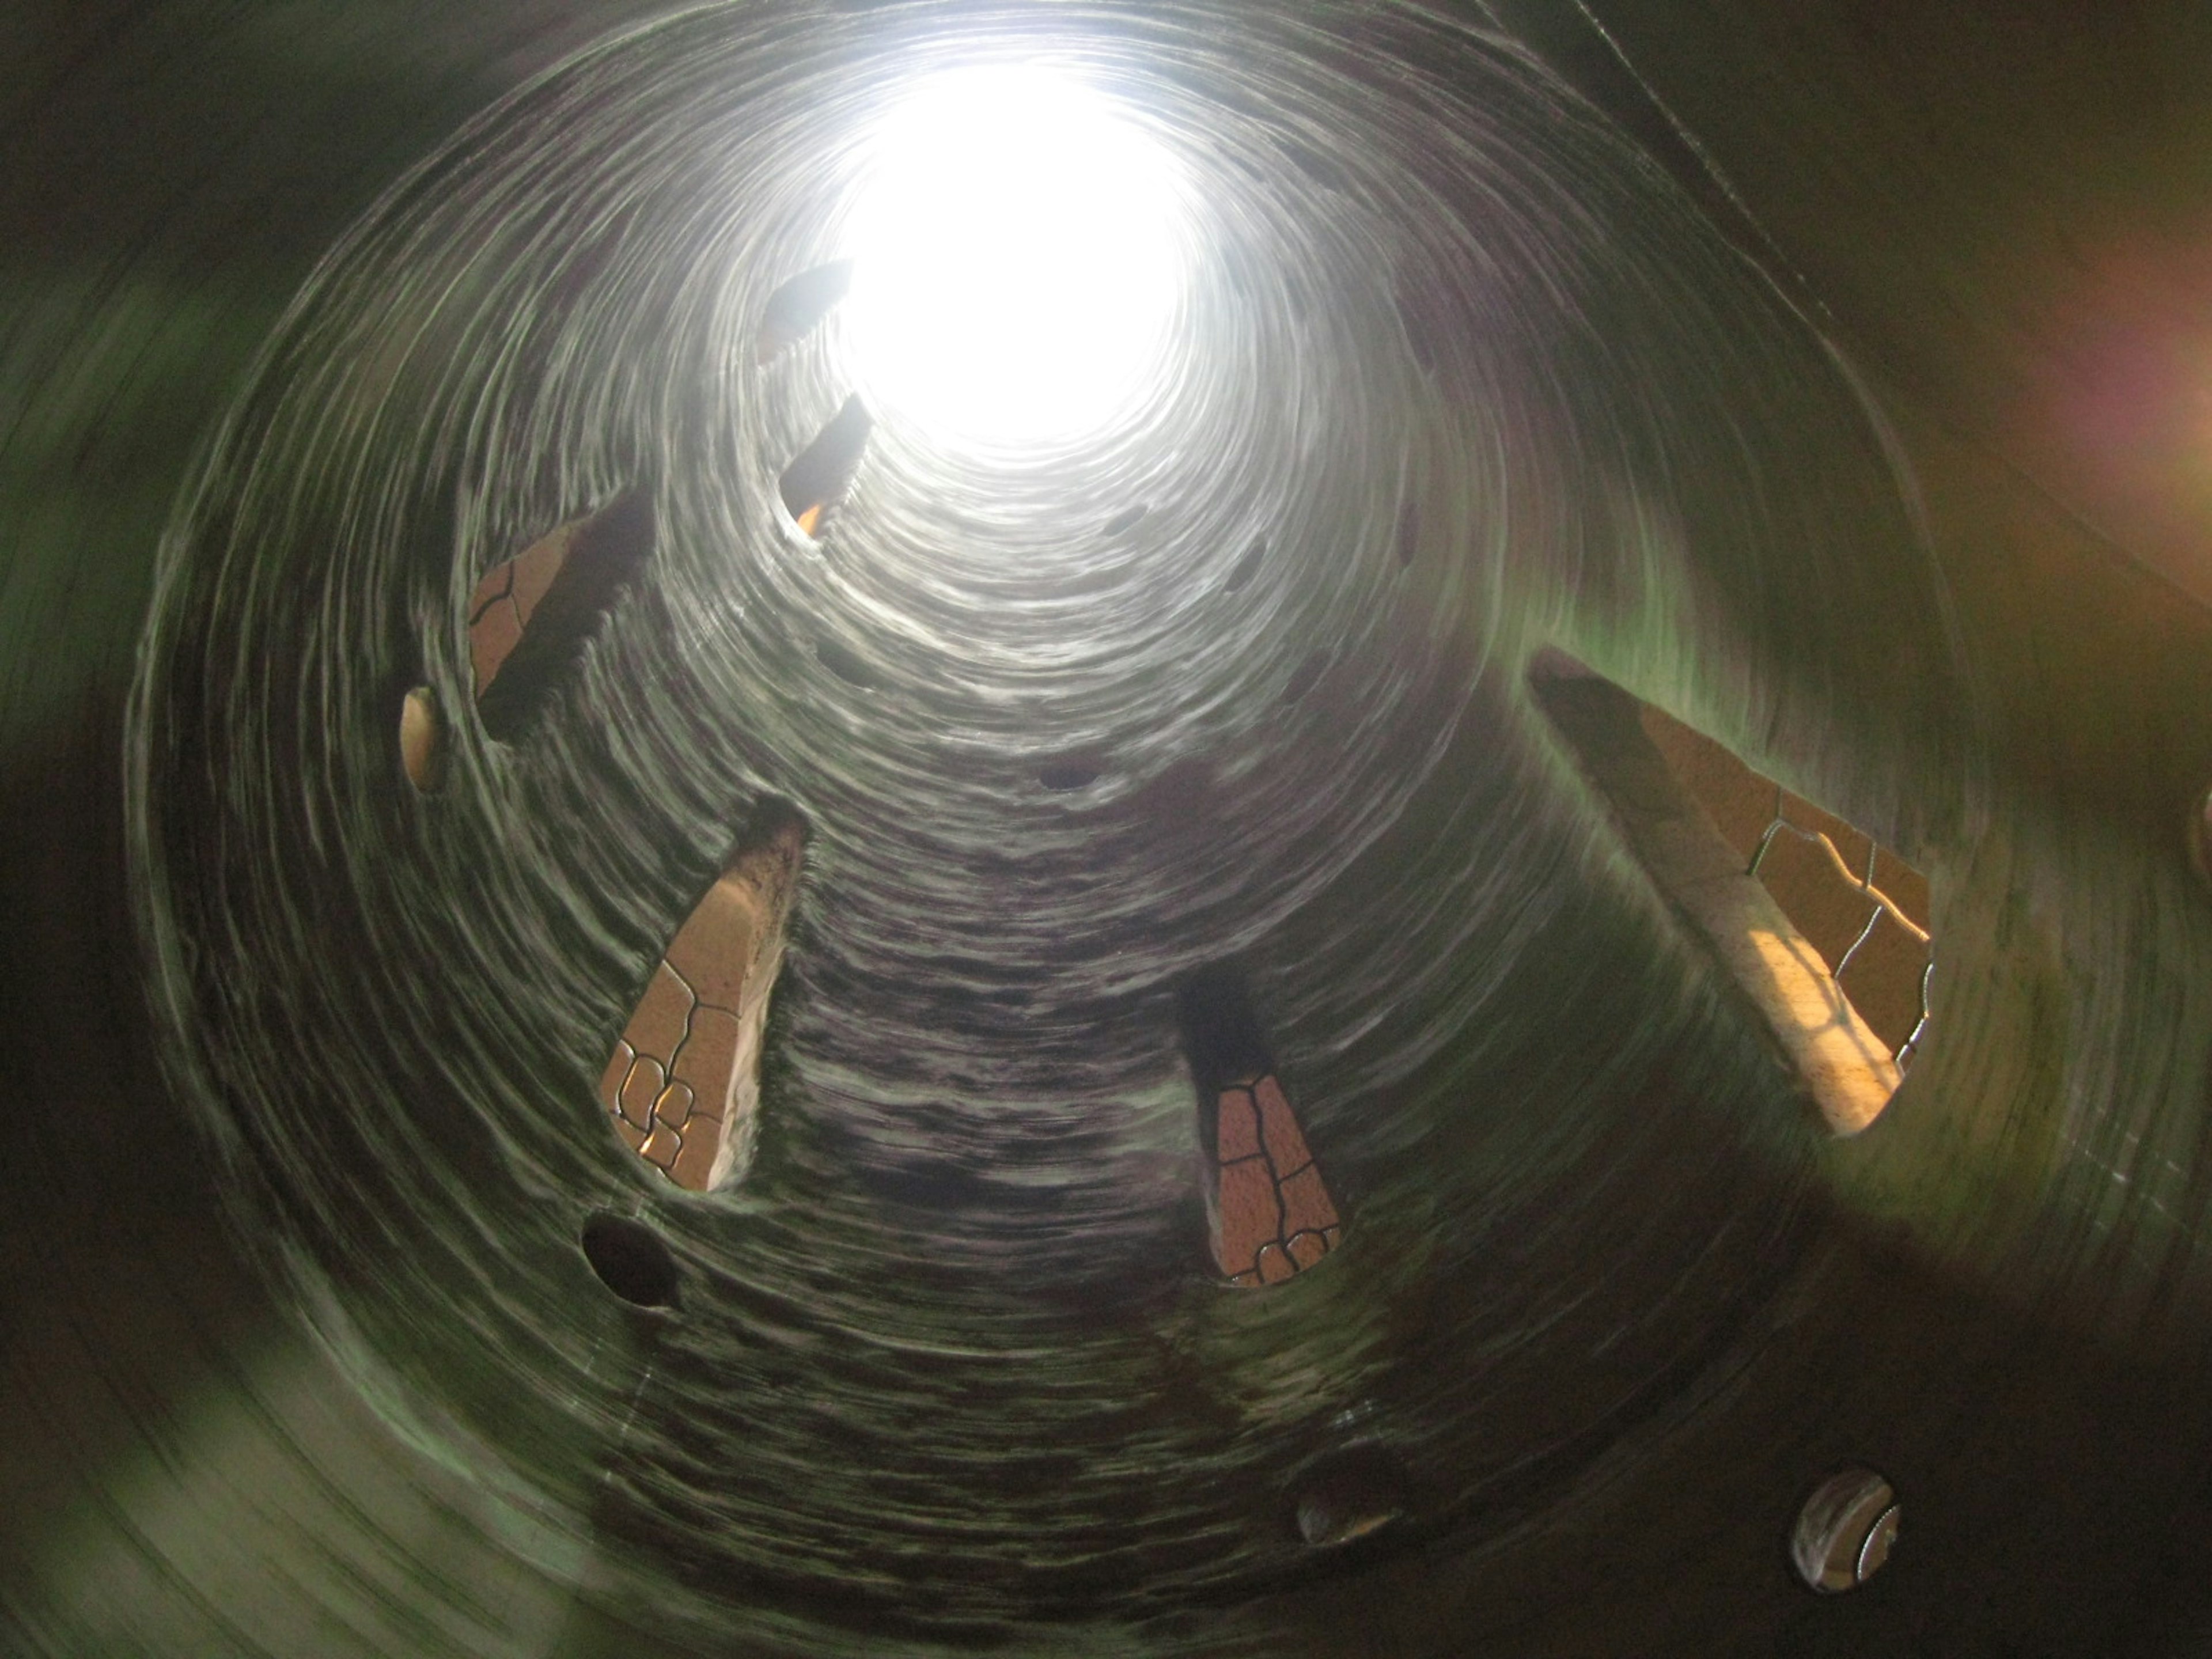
[840,66,1188,447]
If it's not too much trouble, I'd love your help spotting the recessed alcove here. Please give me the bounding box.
[1531,651,1932,1135]
[579,1211,682,1306]
[1037,752,1106,791]
[600,807,806,1192]
[1791,1468,1900,1593]
[778,393,873,539]
[758,260,855,361]
[1293,1444,1409,1547]
[466,491,655,740]
[1178,969,1344,1285]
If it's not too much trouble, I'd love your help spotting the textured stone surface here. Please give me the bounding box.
[597,817,805,1191]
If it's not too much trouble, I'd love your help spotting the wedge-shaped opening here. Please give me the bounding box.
[598,805,806,1192]
[757,260,854,362]
[466,491,653,741]
[778,394,872,540]
[1531,652,1931,1135]
[1177,968,1343,1286]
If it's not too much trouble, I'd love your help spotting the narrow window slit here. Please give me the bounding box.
[597,802,807,1192]
[815,638,880,689]
[1176,969,1343,1286]
[1225,537,1266,590]
[465,490,654,742]
[757,260,854,361]
[1529,651,1933,1134]
[779,394,872,540]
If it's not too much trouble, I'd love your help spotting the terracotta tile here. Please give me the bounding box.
[1214,1157,1282,1279]
[665,876,763,1011]
[465,558,513,622]
[1286,1229,1331,1269]
[640,1123,681,1170]
[1278,1163,1340,1238]
[618,1056,664,1132]
[1215,1085,1262,1160]
[668,1120,724,1191]
[506,529,573,626]
[614,1116,649,1153]
[670,1006,742,1115]
[622,963,694,1062]
[653,1081,694,1131]
[605,817,802,1193]
[1251,1074,1315,1176]
[1255,1241,1296,1284]
[468,594,524,698]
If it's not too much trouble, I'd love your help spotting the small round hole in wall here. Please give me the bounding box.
[579,1212,680,1308]
[1291,1444,1407,1548]
[399,685,444,793]
[816,637,880,689]
[1039,753,1105,791]
[1791,1468,1898,1593]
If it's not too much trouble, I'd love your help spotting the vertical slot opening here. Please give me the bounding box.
[757,260,855,361]
[778,395,873,540]
[466,490,654,741]
[1176,968,1344,1286]
[1529,651,1933,1134]
[599,802,808,1193]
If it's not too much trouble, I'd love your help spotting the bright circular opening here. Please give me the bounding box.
[839,65,1190,448]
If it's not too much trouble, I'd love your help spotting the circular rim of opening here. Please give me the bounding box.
[579,1210,682,1309]
[1791,1467,1898,1593]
